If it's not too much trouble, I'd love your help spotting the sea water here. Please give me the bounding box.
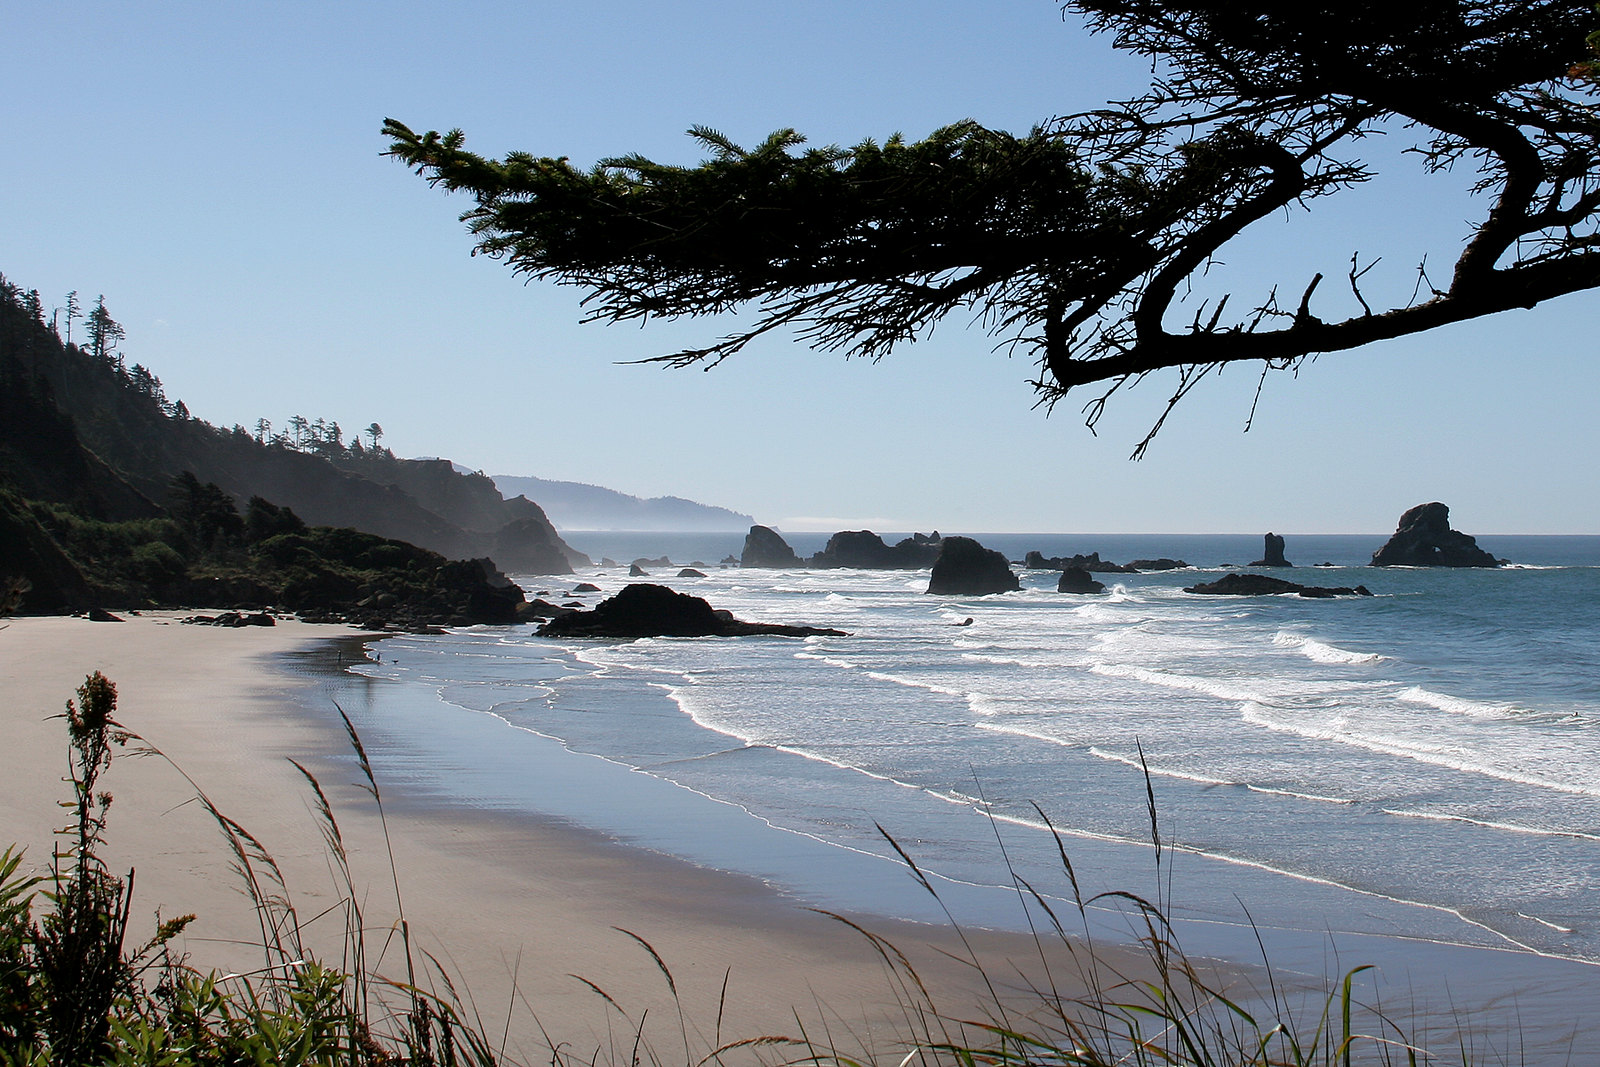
[326,532,1600,1016]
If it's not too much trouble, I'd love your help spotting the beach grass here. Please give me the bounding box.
[0,671,1507,1065]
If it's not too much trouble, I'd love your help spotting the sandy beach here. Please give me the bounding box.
[0,612,1160,1064]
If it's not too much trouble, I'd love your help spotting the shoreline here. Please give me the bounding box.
[310,621,1600,1063]
[0,612,1170,1062]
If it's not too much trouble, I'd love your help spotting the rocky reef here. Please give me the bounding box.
[1185,574,1372,598]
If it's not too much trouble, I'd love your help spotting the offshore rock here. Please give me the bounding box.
[927,537,1020,596]
[1057,567,1106,594]
[810,530,941,569]
[1371,502,1504,567]
[1127,558,1187,571]
[1024,550,1133,573]
[629,563,649,577]
[741,525,802,568]
[1250,532,1291,567]
[677,568,707,578]
[1185,573,1372,598]
[536,583,847,639]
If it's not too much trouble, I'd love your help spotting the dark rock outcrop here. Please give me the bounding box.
[1185,573,1372,598]
[677,568,707,578]
[1250,533,1291,567]
[809,530,942,569]
[1370,502,1503,567]
[536,583,847,639]
[572,582,601,593]
[927,537,1020,596]
[628,563,649,577]
[1127,558,1188,571]
[1057,567,1106,594]
[741,525,802,568]
[1024,550,1133,573]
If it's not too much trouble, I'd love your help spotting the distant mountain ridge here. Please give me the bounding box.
[491,474,754,531]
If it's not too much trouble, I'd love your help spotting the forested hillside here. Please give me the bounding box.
[0,272,582,617]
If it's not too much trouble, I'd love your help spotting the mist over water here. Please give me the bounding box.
[339,533,1600,980]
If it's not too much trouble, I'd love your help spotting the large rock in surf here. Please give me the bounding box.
[536,583,847,639]
[927,537,1020,596]
[1185,573,1372,598]
[741,525,802,568]
[1250,532,1291,567]
[1371,502,1503,567]
[1057,567,1106,594]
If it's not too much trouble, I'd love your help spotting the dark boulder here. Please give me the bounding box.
[1127,558,1187,571]
[1250,533,1291,567]
[571,582,601,593]
[1057,567,1106,594]
[1371,502,1504,567]
[1185,573,1373,598]
[741,525,802,568]
[927,537,1020,596]
[677,568,707,578]
[629,563,649,577]
[536,583,847,639]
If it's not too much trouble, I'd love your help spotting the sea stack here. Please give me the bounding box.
[1371,503,1504,567]
[927,537,1020,596]
[1250,532,1291,567]
[741,525,802,568]
[1057,566,1106,594]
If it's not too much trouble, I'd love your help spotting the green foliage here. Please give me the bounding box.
[387,0,1600,452]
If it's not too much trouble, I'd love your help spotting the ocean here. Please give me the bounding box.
[318,531,1600,1040]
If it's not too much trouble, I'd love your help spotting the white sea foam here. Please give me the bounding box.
[1397,686,1522,718]
[1381,808,1600,842]
[1090,662,1269,704]
[1244,784,1359,805]
[1088,747,1239,786]
[1241,704,1600,798]
[1273,631,1387,665]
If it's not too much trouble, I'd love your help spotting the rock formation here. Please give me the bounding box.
[1127,558,1188,571]
[677,568,707,578]
[536,583,847,639]
[1370,502,1504,567]
[927,537,1020,596]
[1057,567,1106,594]
[741,525,802,567]
[809,530,942,569]
[1185,574,1372,597]
[1250,533,1291,567]
[1024,550,1133,573]
[628,563,649,577]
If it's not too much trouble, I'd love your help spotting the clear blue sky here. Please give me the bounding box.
[4,2,1594,533]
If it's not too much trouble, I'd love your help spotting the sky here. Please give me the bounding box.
[3,1,1595,534]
